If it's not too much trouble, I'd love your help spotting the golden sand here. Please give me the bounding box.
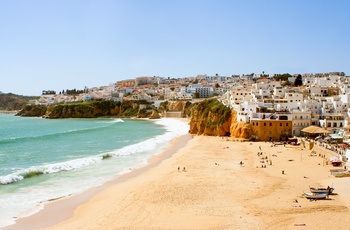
[5,132,350,229]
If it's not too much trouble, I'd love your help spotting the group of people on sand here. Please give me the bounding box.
[257,147,272,168]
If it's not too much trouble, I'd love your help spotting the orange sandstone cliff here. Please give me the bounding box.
[188,99,253,139]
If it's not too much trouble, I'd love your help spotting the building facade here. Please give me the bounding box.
[250,113,292,141]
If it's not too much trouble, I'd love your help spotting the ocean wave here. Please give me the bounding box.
[0,118,189,185]
[107,118,124,123]
[109,119,189,157]
[0,156,103,185]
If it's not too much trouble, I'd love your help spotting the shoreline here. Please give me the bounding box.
[2,118,191,230]
[4,135,350,229]
[0,111,18,114]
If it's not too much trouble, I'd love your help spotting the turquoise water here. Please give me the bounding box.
[0,114,189,227]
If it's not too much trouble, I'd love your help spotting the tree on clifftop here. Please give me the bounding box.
[294,74,303,87]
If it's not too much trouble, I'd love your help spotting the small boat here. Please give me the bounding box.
[331,161,342,166]
[309,186,334,194]
[330,155,343,167]
[303,192,328,199]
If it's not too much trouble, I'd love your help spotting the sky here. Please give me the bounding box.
[1,0,349,96]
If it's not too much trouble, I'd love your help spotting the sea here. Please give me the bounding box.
[0,114,189,228]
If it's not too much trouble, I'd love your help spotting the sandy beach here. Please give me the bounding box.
[5,132,350,229]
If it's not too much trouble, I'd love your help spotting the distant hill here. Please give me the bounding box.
[0,93,38,111]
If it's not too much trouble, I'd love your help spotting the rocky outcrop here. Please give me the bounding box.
[188,99,253,139]
[17,99,254,139]
[16,105,47,117]
[17,101,147,118]
[159,101,192,114]
[229,110,254,139]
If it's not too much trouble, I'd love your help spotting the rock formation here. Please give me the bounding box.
[17,99,254,139]
[188,99,253,139]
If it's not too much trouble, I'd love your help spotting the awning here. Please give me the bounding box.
[301,125,330,134]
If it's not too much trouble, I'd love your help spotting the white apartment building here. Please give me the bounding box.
[303,76,317,87]
[227,87,254,107]
[339,82,350,95]
[268,81,282,89]
[273,86,285,98]
[175,87,192,100]
[284,92,304,110]
[251,89,270,99]
[186,84,213,98]
[291,109,312,136]
[252,82,269,91]
[301,98,322,114]
[319,114,345,133]
[274,98,288,111]
[315,76,338,87]
[205,74,231,83]
[195,87,213,98]
[307,85,323,98]
[321,97,343,115]
[236,100,258,123]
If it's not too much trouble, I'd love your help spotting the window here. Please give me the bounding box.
[264,123,266,126]
[252,122,255,126]
[270,123,272,126]
[280,123,282,126]
[286,123,288,126]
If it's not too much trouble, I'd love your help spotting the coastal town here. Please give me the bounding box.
[16,68,350,229]
[35,72,350,141]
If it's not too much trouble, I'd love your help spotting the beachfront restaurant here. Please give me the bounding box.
[300,125,330,138]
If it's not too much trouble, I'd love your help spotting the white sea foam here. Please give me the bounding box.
[109,118,189,157]
[0,118,189,228]
[0,156,104,185]
[98,118,124,123]
[0,174,23,184]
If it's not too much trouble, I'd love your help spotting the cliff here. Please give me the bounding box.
[188,99,253,139]
[158,101,192,117]
[0,93,39,111]
[17,101,154,118]
[16,104,47,117]
[17,99,254,139]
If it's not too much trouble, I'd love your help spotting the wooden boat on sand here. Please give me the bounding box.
[303,192,328,199]
[309,186,334,194]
